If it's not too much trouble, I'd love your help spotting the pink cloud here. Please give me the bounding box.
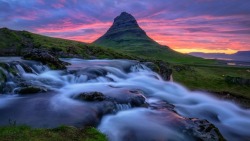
[34,20,111,33]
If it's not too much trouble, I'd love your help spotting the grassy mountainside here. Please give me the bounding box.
[94,12,214,64]
[0,27,135,60]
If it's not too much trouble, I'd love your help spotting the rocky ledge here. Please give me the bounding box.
[23,49,70,70]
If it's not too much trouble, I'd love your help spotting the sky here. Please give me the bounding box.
[0,0,250,54]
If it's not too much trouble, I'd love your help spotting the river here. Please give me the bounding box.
[0,57,249,141]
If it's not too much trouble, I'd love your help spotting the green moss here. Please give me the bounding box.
[0,125,107,141]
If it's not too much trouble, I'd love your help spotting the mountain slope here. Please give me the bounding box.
[94,12,211,64]
[0,27,135,59]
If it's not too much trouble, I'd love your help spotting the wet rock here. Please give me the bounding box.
[99,101,116,115]
[16,86,47,94]
[0,70,7,93]
[75,92,106,101]
[185,118,225,141]
[74,91,147,108]
[82,67,108,80]
[144,60,172,80]
[23,49,70,70]
[19,62,33,73]
[128,94,146,107]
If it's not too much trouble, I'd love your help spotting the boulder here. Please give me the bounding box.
[16,86,47,94]
[23,49,70,70]
[74,92,106,101]
[74,91,147,108]
[128,94,147,107]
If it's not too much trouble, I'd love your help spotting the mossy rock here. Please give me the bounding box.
[23,49,70,70]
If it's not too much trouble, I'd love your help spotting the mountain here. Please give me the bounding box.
[94,12,210,64]
[0,27,134,59]
[189,51,250,62]
[94,12,163,50]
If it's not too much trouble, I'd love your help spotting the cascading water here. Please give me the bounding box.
[0,57,249,141]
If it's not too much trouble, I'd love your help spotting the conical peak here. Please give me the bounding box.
[112,12,138,27]
[103,12,141,35]
[115,12,135,21]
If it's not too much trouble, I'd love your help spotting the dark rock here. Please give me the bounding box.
[23,49,70,70]
[75,92,106,101]
[82,67,108,79]
[16,86,47,94]
[74,91,147,108]
[186,118,225,141]
[106,12,142,34]
[128,94,146,107]
[143,62,158,72]
[98,101,116,115]
[19,62,33,73]
[0,70,7,93]
[144,60,172,80]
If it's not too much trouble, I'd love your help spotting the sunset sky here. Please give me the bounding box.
[0,0,250,54]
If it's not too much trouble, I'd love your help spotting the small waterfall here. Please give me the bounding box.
[33,64,50,73]
[130,63,152,72]
[115,103,132,111]
[15,64,26,74]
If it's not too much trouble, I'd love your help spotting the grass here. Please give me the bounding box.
[0,125,107,141]
[173,65,250,98]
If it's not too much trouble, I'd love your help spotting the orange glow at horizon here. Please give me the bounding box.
[172,48,237,54]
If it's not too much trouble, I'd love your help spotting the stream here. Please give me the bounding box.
[0,57,250,141]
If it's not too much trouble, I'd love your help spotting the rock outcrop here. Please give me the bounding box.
[23,49,70,70]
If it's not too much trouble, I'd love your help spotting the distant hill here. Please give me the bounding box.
[94,12,211,64]
[189,51,250,62]
[0,27,135,59]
